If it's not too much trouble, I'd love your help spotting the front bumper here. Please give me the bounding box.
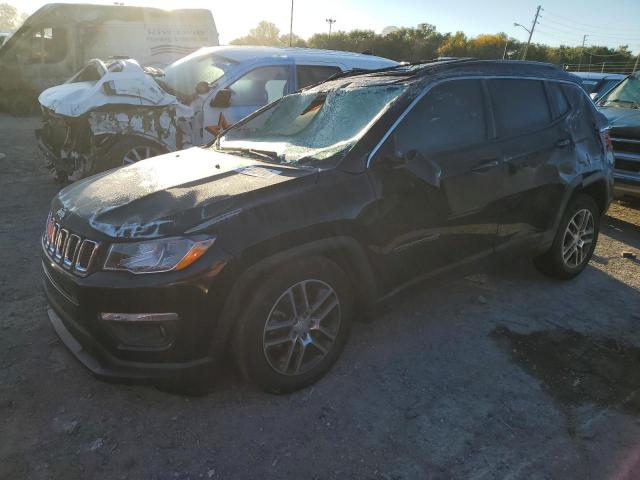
[42,246,231,384]
[613,171,640,197]
[36,128,71,176]
[47,307,214,383]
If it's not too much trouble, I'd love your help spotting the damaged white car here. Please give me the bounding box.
[36,46,397,181]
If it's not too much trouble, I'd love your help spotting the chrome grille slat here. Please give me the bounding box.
[63,234,81,268]
[43,212,99,276]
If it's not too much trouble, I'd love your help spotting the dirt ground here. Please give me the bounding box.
[1,114,640,480]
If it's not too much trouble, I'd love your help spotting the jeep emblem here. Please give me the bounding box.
[56,207,68,220]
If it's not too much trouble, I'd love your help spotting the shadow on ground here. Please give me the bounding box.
[492,326,640,415]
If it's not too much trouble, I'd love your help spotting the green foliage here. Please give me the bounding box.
[231,21,638,73]
[231,21,284,46]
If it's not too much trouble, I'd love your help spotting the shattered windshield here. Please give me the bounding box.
[599,74,640,109]
[217,84,407,165]
[162,52,237,97]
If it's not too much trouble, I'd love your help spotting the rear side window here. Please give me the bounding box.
[296,65,342,89]
[229,66,291,107]
[546,82,570,118]
[394,79,487,154]
[488,79,551,137]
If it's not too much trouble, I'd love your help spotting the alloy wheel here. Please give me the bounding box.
[562,208,594,268]
[262,279,341,376]
[122,145,162,165]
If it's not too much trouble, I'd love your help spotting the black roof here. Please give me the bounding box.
[318,58,581,90]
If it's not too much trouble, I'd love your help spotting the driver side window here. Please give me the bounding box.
[392,79,487,156]
[228,66,291,107]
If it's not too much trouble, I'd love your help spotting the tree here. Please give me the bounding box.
[0,3,19,30]
[231,21,284,46]
[230,21,636,72]
[279,33,307,48]
[437,31,468,57]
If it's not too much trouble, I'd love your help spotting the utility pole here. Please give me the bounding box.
[502,38,509,59]
[633,53,639,73]
[289,0,294,47]
[326,18,336,41]
[578,34,588,71]
[521,5,541,60]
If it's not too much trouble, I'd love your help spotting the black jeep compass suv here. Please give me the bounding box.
[42,60,614,393]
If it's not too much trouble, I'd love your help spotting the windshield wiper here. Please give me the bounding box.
[246,148,281,163]
[220,147,281,164]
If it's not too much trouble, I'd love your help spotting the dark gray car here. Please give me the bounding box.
[597,72,640,198]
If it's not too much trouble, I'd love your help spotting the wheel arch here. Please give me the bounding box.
[575,173,611,215]
[94,133,171,156]
[552,172,611,236]
[209,236,378,361]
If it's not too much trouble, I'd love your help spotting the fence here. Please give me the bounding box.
[563,61,638,75]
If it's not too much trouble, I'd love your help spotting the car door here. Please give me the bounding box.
[487,78,573,253]
[201,62,295,144]
[367,78,504,289]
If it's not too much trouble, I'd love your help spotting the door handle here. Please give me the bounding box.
[556,138,571,148]
[471,159,500,173]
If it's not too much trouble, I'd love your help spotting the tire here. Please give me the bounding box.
[92,137,165,174]
[233,256,354,393]
[533,194,600,280]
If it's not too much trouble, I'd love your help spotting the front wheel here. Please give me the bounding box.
[92,137,165,175]
[533,194,600,280]
[233,257,354,393]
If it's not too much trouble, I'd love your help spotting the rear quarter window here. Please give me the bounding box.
[546,82,570,118]
[561,84,599,140]
[488,79,552,137]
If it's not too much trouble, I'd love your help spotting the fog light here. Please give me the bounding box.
[100,313,179,322]
[100,313,178,350]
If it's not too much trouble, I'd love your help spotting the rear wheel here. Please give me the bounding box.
[233,257,354,393]
[533,194,600,279]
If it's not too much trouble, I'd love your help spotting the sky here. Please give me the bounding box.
[15,0,640,53]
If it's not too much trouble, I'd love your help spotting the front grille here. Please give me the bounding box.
[611,137,640,156]
[615,158,640,174]
[43,212,99,276]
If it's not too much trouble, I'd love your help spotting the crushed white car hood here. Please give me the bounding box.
[38,59,179,117]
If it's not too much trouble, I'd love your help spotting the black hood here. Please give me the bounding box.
[52,147,316,239]
[598,106,640,137]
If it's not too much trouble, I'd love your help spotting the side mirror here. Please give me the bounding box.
[210,88,232,108]
[404,150,442,188]
[378,149,441,188]
[195,81,210,95]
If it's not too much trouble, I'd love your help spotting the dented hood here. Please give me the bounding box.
[54,147,317,239]
[38,59,179,117]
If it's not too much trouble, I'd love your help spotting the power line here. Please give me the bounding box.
[542,10,640,32]
[537,21,640,42]
[540,15,640,34]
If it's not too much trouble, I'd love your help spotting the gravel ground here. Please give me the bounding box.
[1,114,639,480]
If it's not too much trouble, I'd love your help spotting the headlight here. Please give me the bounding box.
[104,236,215,274]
